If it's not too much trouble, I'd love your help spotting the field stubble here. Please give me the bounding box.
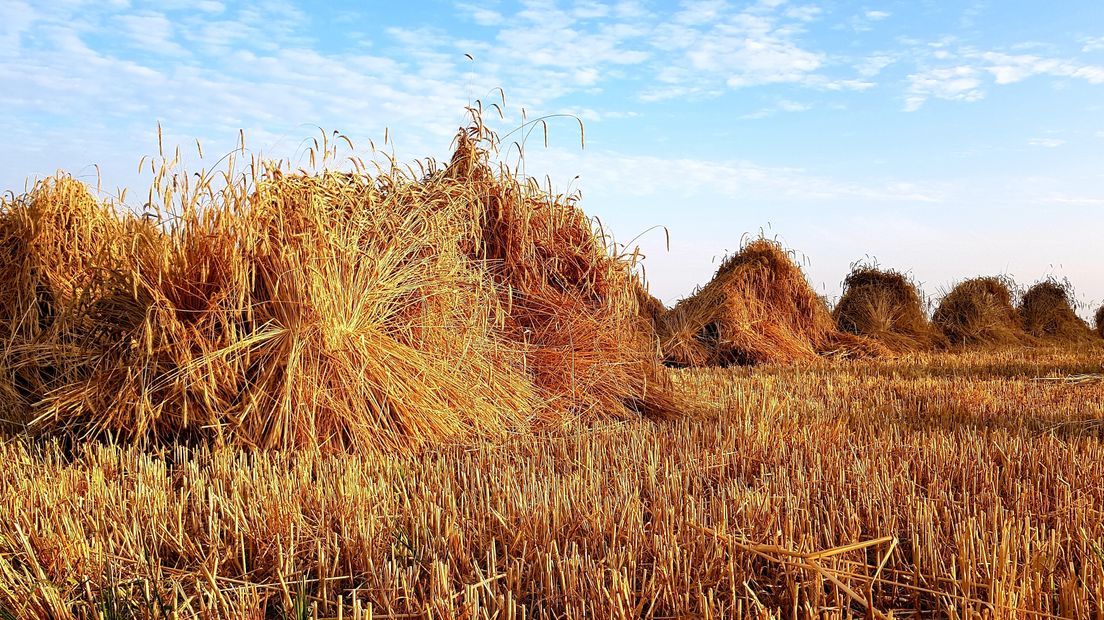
[1,346,1103,618]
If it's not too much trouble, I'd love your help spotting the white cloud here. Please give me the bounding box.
[651,2,839,92]
[904,66,984,111]
[523,147,943,206]
[1084,37,1104,53]
[977,51,1104,85]
[0,0,37,55]
[865,10,890,21]
[1028,138,1065,148]
[116,12,188,56]
[741,99,811,118]
[856,54,896,77]
[456,3,504,26]
[784,5,822,22]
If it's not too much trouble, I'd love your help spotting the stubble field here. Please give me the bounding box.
[3,345,1102,619]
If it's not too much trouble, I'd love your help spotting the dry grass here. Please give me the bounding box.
[657,239,885,368]
[1,346,1102,618]
[1096,305,1104,339]
[833,267,946,352]
[932,276,1028,347]
[0,123,676,452]
[2,119,1103,618]
[1019,279,1096,343]
[633,280,666,334]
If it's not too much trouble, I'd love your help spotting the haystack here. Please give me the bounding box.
[932,277,1026,347]
[0,121,676,451]
[833,267,945,352]
[657,239,884,367]
[1019,279,1095,342]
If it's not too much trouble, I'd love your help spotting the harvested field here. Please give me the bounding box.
[657,240,884,367]
[1,346,1103,618]
[1,123,1102,619]
[833,267,946,352]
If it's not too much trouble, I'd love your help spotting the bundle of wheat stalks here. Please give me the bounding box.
[1019,278,1095,343]
[932,276,1027,347]
[833,267,946,352]
[0,124,676,452]
[656,239,884,367]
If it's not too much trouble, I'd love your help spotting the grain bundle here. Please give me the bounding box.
[1019,279,1095,342]
[445,128,677,423]
[932,277,1026,347]
[833,267,945,352]
[0,176,138,429]
[1,120,677,451]
[657,239,885,367]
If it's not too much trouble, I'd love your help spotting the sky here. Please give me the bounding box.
[1,0,1102,313]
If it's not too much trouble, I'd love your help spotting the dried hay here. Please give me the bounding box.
[633,280,667,333]
[0,121,677,451]
[1019,279,1095,343]
[932,277,1026,347]
[833,267,946,352]
[1096,305,1104,339]
[657,239,885,367]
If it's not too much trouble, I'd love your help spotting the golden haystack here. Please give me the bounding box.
[444,127,677,423]
[1096,305,1104,339]
[833,267,946,352]
[657,239,885,367]
[1019,279,1095,342]
[932,277,1026,347]
[0,121,676,451]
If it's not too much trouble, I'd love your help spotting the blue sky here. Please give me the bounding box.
[2,0,1102,312]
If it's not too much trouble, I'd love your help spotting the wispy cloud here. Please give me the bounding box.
[901,45,1104,110]
[904,66,984,111]
[1028,137,1065,148]
[741,99,811,119]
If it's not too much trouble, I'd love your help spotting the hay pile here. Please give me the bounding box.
[0,123,676,451]
[1096,305,1104,339]
[833,267,945,352]
[657,239,884,367]
[1019,279,1095,342]
[932,277,1026,347]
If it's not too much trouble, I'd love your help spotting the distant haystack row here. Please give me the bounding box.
[648,259,1100,366]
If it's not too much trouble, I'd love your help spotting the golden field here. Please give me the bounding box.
[2,345,1102,618]
[1,121,1102,618]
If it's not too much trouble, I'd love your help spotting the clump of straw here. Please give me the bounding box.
[0,116,677,451]
[1019,279,1095,343]
[657,239,885,367]
[932,277,1026,347]
[833,267,946,352]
